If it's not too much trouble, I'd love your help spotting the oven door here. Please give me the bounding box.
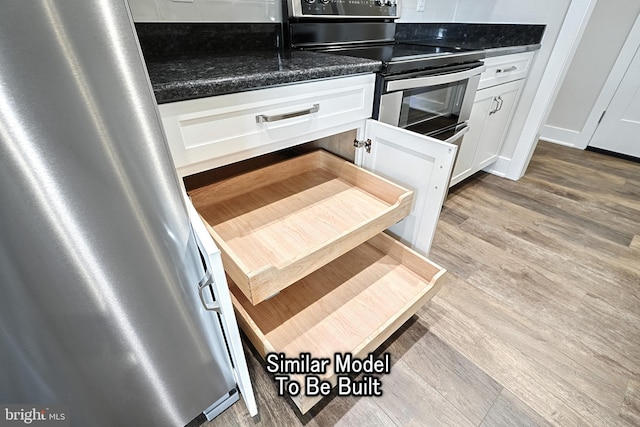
[377,61,484,176]
[377,62,484,134]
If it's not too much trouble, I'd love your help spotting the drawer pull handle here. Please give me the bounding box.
[489,96,504,115]
[256,104,320,123]
[496,66,517,74]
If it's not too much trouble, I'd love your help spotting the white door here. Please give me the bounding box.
[356,119,456,256]
[589,42,640,158]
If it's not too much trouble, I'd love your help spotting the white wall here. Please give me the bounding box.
[129,0,553,24]
[398,0,494,23]
[128,0,280,22]
[541,1,640,147]
[398,0,571,24]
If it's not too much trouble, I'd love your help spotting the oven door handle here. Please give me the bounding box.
[444,123,471,143]
[385,65,486,92]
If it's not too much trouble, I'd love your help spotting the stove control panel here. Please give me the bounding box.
[289,0,399,18]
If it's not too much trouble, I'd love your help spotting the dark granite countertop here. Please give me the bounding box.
[395,23,544,58]
[138,23,545,104]
[145,50,381,104]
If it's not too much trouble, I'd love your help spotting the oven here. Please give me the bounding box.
[376,61,484,159]
[283,0,486,173]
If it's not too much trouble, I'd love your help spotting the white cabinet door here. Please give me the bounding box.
[474,79,523,169]
[185,195,258,417]
[450,78,524,187]
[357,119,456,256]
[450,92,494,184]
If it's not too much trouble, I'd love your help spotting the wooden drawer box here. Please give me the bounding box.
[189,150,413,305]
[230,231,445,414]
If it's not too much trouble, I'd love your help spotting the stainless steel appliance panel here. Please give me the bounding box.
[287,0,399,19]
[288,22,396,48]
[378,64,483,138]
[0,1,236,425]
[377,64,482,180]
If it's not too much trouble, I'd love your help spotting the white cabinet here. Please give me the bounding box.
[450,51,534,187]
[160,75,455,414]
[159,75,375,178]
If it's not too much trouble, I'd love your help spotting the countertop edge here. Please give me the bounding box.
[154,68,380,104]
[484,44,541,58]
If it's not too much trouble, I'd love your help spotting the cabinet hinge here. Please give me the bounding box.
[597,110,606,125]
[354,138,372,153]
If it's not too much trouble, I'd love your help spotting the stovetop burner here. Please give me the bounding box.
[316,42,485,74]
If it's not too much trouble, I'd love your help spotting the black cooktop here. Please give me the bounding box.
[317,42,485,74]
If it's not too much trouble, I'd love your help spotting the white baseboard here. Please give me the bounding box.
[539,125,580,147]
[483,156,510,178]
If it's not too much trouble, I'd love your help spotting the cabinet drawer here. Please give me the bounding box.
[478,51,534,90]
[159,75,375,177]
[230,231,445,414]
[189,150,413,305]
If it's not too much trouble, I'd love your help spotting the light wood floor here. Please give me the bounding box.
[202,141,640,427]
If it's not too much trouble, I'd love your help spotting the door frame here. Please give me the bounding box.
[574,11,640,149]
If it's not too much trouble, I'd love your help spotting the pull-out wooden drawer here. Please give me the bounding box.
[189,150,413,305]
[230,231,445,414]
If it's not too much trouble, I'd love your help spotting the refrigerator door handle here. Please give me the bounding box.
[198,270,221,312]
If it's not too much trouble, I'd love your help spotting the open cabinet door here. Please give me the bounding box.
[185,195,258,418]
[357,119,456,255]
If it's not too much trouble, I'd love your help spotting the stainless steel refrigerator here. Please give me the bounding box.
[0,1,251,425]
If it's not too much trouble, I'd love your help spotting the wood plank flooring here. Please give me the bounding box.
[201,141,640,427]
